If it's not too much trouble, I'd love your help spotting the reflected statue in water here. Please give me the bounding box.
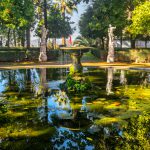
[120,70,127,85]
[106,68,114,95]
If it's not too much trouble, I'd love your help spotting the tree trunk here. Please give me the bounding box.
[26,27,31,49]
[131,35,135,49]
[13,30,16,47]
[0,35,3,46]
[62,37,66,46]
[44,0,47,29]
[21,31,25,47]
[101,37,104,49]
[62,10,66,46]
[26,69,31,92]
[54,38,56,49]
[145,38,147,48]
[21,37,25,47]
[7,28,11,47]
[120,31,123,49]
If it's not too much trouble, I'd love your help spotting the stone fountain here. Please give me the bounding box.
[60,46,93,74]
[60,46,93,93]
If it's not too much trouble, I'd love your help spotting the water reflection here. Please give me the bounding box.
[52,127,94,150]
[106,67,114,95]
[0,68,150,149]
[120,70,127,85]
[0,72,8,93]
[48,90,72,123]
[30,69,40,95]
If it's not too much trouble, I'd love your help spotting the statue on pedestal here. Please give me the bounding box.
[107,24,116,63]
[39,25,48,62]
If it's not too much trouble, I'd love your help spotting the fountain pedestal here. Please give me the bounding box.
[60,47,94,93]
[60,47,92,74]
[70,52,83,74]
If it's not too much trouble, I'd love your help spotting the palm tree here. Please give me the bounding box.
[73,36,90,46]
[54,0,78,45]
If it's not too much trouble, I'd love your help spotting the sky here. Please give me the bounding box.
[70,2,88,39]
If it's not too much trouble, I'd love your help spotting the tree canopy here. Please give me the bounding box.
[79,0,150,44]
[47,7,73,38]
[0,0,149,48]
[129,1,150,36]
[0,0,34,29]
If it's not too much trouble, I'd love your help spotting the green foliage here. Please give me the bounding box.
[129,1,150,36]
[117,112,150,150]
[0,99,8,115]
[69,65,82,75]
[95,112,150,150]
[66,75,91,92]
[79,0,128,39]
[79,0,150,43]
[35,6,73,38]
[79,6,94,38]
[0,0,34,47]
[73,36,90,46]
[54,0,79,15]
[0,0,34,29]
[47,7,73,38]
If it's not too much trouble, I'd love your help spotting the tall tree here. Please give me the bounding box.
[54,0,78,45]
[79,0,128,48]
[0,0,34,47]
[47,7,73,38]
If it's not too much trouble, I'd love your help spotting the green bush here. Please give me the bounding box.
[66,75,91,93]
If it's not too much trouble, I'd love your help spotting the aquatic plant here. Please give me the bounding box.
[94,112,150,150]
[65,74,91,93]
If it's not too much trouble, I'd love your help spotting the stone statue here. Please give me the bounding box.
[39,25,48,62]
[107,24,116,63]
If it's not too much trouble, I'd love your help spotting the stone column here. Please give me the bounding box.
[70,52,83,74]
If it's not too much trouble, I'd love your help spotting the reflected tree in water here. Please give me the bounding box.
[39,68,48,96]
[0,70,26,92]
[51,127,94,150]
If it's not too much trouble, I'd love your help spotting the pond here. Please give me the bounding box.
[0,67,150,150]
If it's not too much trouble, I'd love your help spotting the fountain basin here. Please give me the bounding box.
[60,47,93,74]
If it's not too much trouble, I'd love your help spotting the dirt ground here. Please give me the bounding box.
[0,61,150,70]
